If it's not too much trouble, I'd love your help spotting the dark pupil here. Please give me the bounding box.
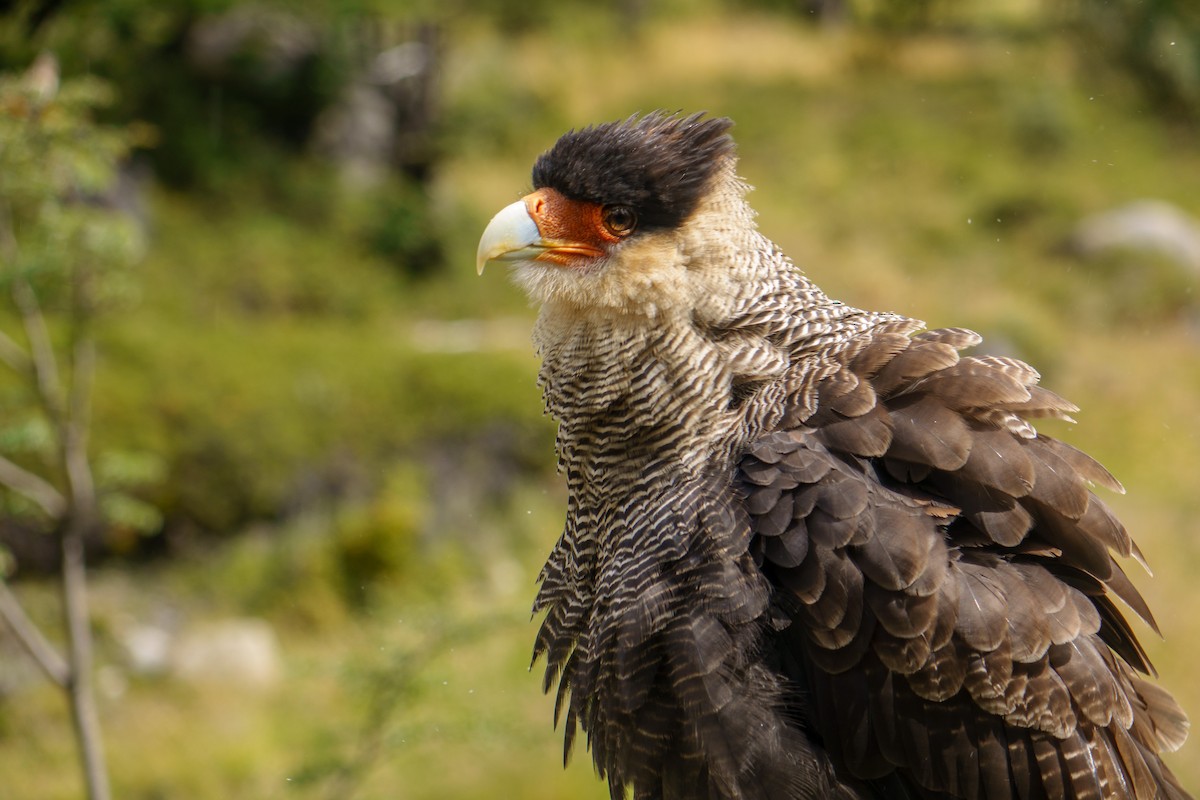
[607,207,634,232]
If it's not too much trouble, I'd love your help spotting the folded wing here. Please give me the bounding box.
[741,327,1190,799]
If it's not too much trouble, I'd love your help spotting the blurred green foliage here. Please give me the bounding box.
[0,0,342,189]
[0,72,139,303]
[1069,0,1200,122]
[0,63,164,539]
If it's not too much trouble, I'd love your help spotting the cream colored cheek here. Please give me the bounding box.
[605,238,693,295]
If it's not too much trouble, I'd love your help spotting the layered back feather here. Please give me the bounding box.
[520,114,1189,800]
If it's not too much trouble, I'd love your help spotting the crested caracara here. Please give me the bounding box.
[476,112,1191,800]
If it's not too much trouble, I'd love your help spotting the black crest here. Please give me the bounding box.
[531,111,735,232]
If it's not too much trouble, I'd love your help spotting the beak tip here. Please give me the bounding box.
[476,199,542,276]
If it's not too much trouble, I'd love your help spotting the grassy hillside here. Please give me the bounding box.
[2,7,1199,798]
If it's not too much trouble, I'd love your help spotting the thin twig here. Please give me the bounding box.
[0,579,68,686]
[60,513,110,800]
[3,95,112,800]
[0,329,31,374]
[12,279,65,424]
[59,276,109,800]
[63,332,96,515]
[0,201,34,376]
[0,454,67,518]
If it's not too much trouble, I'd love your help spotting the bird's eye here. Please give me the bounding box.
[601,206,637,237]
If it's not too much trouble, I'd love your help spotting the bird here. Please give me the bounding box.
[475,112,1191,800]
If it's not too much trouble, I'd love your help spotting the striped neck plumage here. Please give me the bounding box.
[526,166,860,480]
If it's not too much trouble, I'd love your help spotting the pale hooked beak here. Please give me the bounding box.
[476,200,545,275]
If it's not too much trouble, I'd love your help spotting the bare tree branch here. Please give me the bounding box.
[60,279,109,800]
[12,279,65,424]
[1,72,117,800]
[61,514,109,800]
[64,327,96,516]
[0,328,31,374]
[0,579,69,687]
[0,202,34,376]
[0,453,67,518]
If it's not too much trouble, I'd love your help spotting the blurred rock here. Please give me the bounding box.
[312,23,439,186]
[368,41,429,86]
[170,618,281,688]
[312,82,396,188]
[187,6,318,80]
[1068,200,1200,274]
[119,621,173,676]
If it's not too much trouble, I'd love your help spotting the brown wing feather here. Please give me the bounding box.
[740,327,1190,799]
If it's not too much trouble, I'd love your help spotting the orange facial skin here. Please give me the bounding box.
[523,188,627,268]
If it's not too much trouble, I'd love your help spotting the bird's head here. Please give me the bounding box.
[477,112,748,317]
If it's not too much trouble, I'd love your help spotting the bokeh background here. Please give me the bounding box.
[1,1,1198,798]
